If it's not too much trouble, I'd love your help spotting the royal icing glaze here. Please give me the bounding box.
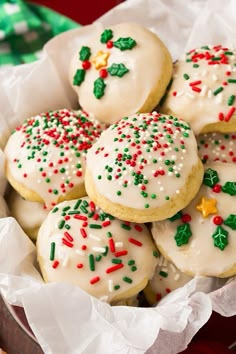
[69,23,172,124]
[162,45,236,134]
[86,112,201,210]
[152,162,236,277]
[144,254,192,304]
[197,132,236,164]
[37,197,158,303]
[8,190,48,240]
[4,109,105,209]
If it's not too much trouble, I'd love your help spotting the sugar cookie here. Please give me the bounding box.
[152,162,236,278]
[197,132,236,164]
[69,22,172,125]
[37,197,158,303]
[85,112,204,223]
[4,109,105,209]
[144,253,192,305]
[8,189,48,241]
[162,45,236,134]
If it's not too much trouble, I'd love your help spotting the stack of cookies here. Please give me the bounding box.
[3,23,236,306]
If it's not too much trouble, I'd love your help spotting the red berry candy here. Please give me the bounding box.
[99,69,108,78]
[82,61,91,70]
[212,184,221,193]
[106,40,113,48]
[213,215,223,225]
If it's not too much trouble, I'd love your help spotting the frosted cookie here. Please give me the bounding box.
[69,22,172,125]
[152,162,236,278]
[144,254,192,305]
[37,197,158,303]
[162,45,236,134]
[8,189,48,241]
[197,132,236,164]
[85,112,204,223]
[4,109,105,209]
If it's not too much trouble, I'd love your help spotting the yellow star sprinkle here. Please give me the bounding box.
[91,50,110,70]
[196,197,218,218]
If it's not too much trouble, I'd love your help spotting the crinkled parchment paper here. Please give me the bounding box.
[0,1,236,353]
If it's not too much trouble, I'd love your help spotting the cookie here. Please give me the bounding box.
[143,253,192,305]
[162,45,236,134]
[69,22,172,125]
[4,109,105,209]
[8,189,48,241]
[37,197,158,304]
[85,112,204,223]
[152,162,236,278]
[197,132,236,164]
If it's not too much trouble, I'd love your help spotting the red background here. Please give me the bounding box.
[27,1,236,353]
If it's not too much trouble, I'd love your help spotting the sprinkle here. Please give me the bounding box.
[62,238,73,248]
[228,95,235,106]
[109,238,116,253]
[183,73,189,80]
[108,279,113,292]
[58,220,65,229]
[50,242,55,261]
[134,225,143,232]
[90,276,100,284]
[52,260,59,268]
[123,276,132,284]
[92,246,106,253]
[88,254,95,271]
[228,79,236,83]
[102,220,111,227]
[89,234,101,241]
[64,231,73,242]
[159,271,168,278]
[77,263,84,269]
[106,263,124,273]
[213,87,223,96]
[121,223,131,230]
[89,224,102,229]
[128,237,142,247]
[115,250,128,257]
[74,199,82,210]
[74,214,87,221]
[225,107,235,122]
[80,228,87,238]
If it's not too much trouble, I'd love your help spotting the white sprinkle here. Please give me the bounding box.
[185,92,195,99]
[174,273,181,281]
[201,69,208,77]
[115,242,123,248]
[215,93,223,104]
[108,279,113,292]
[160,186,164,191]
[62,255,69,267]
[92,247,106,253]
[212,74,218,81]
[161,267,168,272]
[168,172,173,176]
[200,85,207,97]
[89,234,101,241]
[75,249,85,256]
[176,189,180,194]
[207,90,213,98]
[37,179,41,183]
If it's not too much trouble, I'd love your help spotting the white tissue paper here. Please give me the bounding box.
[0,0,236,353]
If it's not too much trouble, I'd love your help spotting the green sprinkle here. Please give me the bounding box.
[151,194,156,199]
[213,87,223,96]
[65,224,71,230]
[121,223,131,230]
[89,224,102,229]
[97,175,102,180]
[62,206,71,212]
[114,285,120,290]
[228,95,235,106]
[131,266,137,272]
[58,220,65,229]
[45,178,51,183]
[153,250,159,258]
[50,242,55,261]
[52,207,59,213]
[103,246,108,256]
[73,199,82,210]
[128,260,135,265]
[123,276,132,284]
[80,205,88,214]
[145,204,149,208]
[159,271,168,278]
[89,254,95,271]
[165,196,170,200]
[96,255,102,262]
[112,259,122,264]
[193,63,199,68]
[53,189,58,195]
[107,232,112,238]
[228,79,236,84]
[183,73,190,80]
[117,190,122,196]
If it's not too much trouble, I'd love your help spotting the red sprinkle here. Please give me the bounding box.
[134,225,143,232]
[62,238,73,248]
[109,238,116,253]
[52,260,59,269]
[90,276,100,284]
[80,228,87,238]
[128,237,143,247]
[77,263,84,269]
[224,107,235,122]
[191,86,201,93]
[189,80,202,86]
[115,250,128,257]
[74,214,87,221]
[106,263,124,273]
[102,220,111,227]
[64,231,73,242]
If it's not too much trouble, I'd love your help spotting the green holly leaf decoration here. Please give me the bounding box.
[168,211,183,222]
[73,69,85,86]
[100,29,113,43]
[79,46,91,61]
[222,181,236,196]
[93,77,106,99]
[203,168,219,187]
[113,37,137,51]
[107,63,129,77]
[212,225,228,250]
[174,223,192,247]
[224,214,236,230]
